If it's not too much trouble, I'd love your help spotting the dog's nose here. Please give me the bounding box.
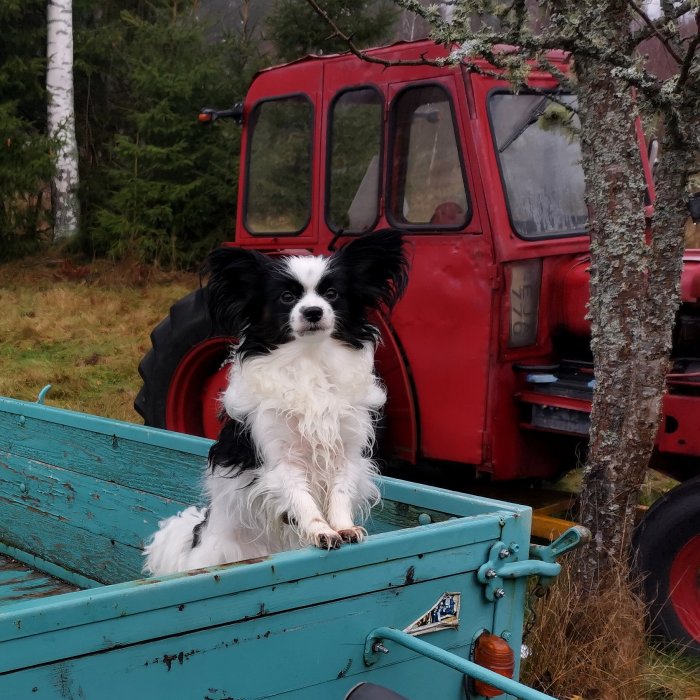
[302,306,323,323]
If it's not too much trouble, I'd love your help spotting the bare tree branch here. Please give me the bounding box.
[627,0,683,64]
[675,10,700,91]
[303,0,438,67]
[631,0,694,43]
[303,0,583,111]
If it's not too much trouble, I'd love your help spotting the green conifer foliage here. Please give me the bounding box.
[74,2,256,267]
[0,0,55,259]
[267,0,397,61]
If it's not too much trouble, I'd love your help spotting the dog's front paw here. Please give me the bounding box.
[337,526,367,544]
[313,530,343,550]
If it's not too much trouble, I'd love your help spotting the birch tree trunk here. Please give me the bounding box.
[47,0,79,241]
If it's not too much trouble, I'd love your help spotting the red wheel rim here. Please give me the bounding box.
[165,337,233,439]
[669,534,700,642]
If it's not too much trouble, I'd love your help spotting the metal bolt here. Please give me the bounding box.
[494,588,506,599]
[485,568,497,579]
[500,630,512,641]
[19,483,27,493]
[508,542,520,554]
[498,548,510,559]
[417,513,432,526]
[18,416,25,427]
[372,642,390,655]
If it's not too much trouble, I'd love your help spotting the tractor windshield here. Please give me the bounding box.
[489,93,588,239]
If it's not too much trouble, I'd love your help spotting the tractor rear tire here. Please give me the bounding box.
[134,289,232,438]
[632,475,700,655]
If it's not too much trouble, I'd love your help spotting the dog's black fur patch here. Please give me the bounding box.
[208,418,259,477]
[191,507,210,548]
[205,230,409,357]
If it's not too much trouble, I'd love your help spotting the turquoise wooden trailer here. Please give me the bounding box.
[0,392,584,699]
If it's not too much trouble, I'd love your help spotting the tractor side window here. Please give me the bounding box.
[489,93,587,238]
[245,95,313,235]
[389,85,469,228]
[327,88,383,233]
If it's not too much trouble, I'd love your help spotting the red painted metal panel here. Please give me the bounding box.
[235,61,324,250]
[390,234,494,464]
[658,394,700,456]
[373,315,418,463]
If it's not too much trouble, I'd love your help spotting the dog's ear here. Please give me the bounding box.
[205,246,271,335]
[333,230,409,311]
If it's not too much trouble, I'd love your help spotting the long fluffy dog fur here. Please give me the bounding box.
[144,230,408,575]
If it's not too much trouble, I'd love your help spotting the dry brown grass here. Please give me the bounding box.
[0,256,198,422]
[521,559,700,699]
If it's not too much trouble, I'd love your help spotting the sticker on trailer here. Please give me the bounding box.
[403,592,461,636]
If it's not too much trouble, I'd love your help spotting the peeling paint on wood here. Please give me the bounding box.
[0,554,78,607]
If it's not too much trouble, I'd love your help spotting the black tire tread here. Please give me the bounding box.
[632,475,700,655]
[134,288,213,428]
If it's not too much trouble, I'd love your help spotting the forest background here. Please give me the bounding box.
[0,0,415,267]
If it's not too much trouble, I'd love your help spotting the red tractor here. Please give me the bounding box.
[135,40,700,653]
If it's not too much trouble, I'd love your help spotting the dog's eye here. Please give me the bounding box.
[280,291,296,304]
[324,288,339,301]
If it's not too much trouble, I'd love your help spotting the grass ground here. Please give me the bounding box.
[1,255,699,698]
[0,257,197,421]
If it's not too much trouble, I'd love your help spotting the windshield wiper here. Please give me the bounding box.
[498,96,548,153]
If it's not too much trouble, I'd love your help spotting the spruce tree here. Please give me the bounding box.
[267,0,398,61]
[73,2,255,267]
[0,0,55,259]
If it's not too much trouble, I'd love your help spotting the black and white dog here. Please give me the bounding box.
[144,230,408,575]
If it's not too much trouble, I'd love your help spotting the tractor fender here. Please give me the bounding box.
[373,313,418,464]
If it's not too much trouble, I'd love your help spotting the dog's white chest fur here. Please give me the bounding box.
[223,339,385,468]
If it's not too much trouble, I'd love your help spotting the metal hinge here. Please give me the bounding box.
[477,526,590,602]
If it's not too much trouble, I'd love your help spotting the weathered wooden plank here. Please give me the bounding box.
[0,407,207,504]
[368,499,454,533]
[0,498,144,585]
[380,475,530,519]
[0,452,471,589]
[0,447,452,544]
[0,555,78,608]
[0,453,184,548]
[0,521,500,668]
[0,572,491,699]
[0,397,529,520]
[0,460,509,594]
[0,543,101,590]
[0,396,210,457]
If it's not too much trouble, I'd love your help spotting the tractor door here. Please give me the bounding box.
[383,75,497,467]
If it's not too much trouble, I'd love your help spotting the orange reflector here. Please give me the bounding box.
[473,632,515,697]
[198,112,213,123]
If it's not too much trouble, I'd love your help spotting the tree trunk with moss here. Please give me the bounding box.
[567,1,696,587]
[576,62,670,586]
